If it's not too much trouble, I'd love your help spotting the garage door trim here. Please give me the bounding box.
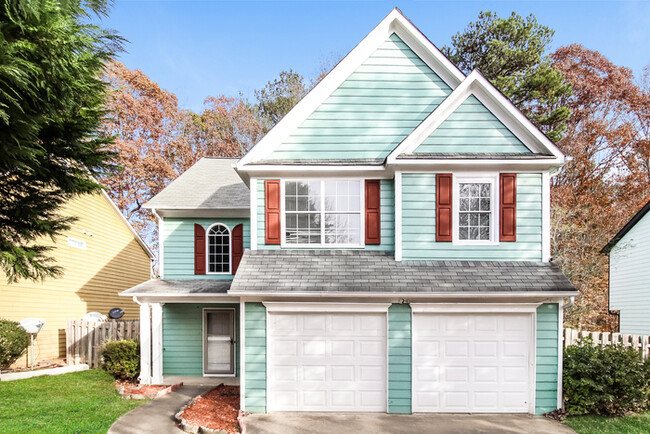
[411,303,538,414]
[263,302,392,313]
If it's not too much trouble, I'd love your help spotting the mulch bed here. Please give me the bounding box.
[176,384,240,433]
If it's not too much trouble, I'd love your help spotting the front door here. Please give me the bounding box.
[204,309,235,375]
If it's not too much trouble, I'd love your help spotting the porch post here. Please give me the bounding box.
[151,303,164,385]
[139,302,152,384]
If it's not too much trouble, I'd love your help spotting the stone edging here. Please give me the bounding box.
[118,382,183,400]
[174,384,241,434]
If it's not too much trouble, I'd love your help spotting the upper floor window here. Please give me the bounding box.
[283,180,362,246]
[453,175,497,245]
[207,223,231,273]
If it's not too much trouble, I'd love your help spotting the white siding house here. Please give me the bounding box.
[603,200,650,334]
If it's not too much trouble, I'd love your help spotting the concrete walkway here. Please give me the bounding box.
[243,413,576,434]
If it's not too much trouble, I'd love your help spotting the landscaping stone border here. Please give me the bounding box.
[174,384,239,434]
[117,382,183,400]
[0,364,89,381]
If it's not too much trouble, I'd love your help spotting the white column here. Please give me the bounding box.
[139,302,152,385]
[151,303,164,385]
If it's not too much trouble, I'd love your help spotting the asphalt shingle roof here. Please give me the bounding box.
[144,157,249,210]
[120,279,231,296]
[230,250,576,294]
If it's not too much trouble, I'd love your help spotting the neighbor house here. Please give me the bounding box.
[601,199,650,335]
[0,191,153,367]
[122,9,577,415]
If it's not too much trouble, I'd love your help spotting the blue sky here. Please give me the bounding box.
[102,1,650,112]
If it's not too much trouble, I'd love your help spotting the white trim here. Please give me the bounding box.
[530,310,537,414]
[542,171,551,262]
[239,301,246,411]
[390,159,564,169]
[236,8,464,168]
[155,210,164,278]
[202,307,237,377]
[250,177,258,250]
[452,173,499,246]
[151,303,164,384]
[100,190,155,260]
[410,302,542,313]
[263,302,392,313]
[137,300,152,385]
[205,223,232,275]
[387,70,566,164]
[280,179,365,248]
[557,301,564,410]
[230,291,577,299]
[395,172,402,261]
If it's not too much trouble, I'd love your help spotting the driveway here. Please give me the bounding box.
[243,413,575,434]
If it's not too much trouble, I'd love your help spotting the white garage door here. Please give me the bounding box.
[267,312,387,412]
[413,313,532,413]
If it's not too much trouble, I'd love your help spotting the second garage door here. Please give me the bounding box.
[267,312,386,412]
[413,312,533,413]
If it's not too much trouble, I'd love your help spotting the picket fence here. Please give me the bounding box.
[66,319,140,368]
[564,327,650,360]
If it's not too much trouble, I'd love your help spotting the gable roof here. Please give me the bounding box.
[100,190,154,260]
[144,157,249,214]
[237,8,465,168]
[387,70,565,164]
[601,199,650,253]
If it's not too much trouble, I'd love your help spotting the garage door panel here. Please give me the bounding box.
[268,312,387,412]
[413,312,532,413]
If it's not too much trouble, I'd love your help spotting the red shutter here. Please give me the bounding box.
[436,174,453,242]
[265,180,281,245]
[365,180,381,245]
[232,224,244,274]
[500,173,517,242]
[194,224,206,275]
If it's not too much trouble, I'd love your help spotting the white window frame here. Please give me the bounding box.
[280,179,365,248]
[206,223,232,275]
[452,173,499,246]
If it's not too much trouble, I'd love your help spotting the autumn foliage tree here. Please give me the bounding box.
[550,46,650,329]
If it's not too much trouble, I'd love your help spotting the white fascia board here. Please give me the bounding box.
[155,208,250,219]
[263,302,392,313]
[389,159,564,172]
[387,70,567,164]
[227,291,578,299]
[100,190,155,259]
[238,165,392,179]
[411,302,542,313]
[236,8,464,169]
[131,294,242,304]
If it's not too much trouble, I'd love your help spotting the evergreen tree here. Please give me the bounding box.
[0,0,120,281]
[443,11,572,143]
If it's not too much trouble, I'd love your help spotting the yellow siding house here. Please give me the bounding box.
[0,191,153,367]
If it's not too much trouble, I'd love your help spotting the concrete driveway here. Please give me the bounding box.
[243,413,575,434]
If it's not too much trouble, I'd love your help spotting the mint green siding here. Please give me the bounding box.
[161,218,250,279]
[244,302,266,412]
[609,212,650,334]
[268,34,452,160]
[414,96,531,154]
[388,303,411,414]
[401,173,543,261]
[162,303,240,377]
[536,303,559,415]
[257,179,394,251]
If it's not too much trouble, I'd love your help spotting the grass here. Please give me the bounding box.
[0,369,146,433]
[564,412,650,434]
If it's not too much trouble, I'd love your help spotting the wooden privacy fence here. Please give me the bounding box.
[66,320,139,368]
[564,327,650,360]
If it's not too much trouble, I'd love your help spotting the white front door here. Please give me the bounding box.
[413,313,533,413]
[267,312,387,412]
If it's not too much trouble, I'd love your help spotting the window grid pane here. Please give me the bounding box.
[207,225,230,273]
[285,180,362,245]
[458,182,491,241]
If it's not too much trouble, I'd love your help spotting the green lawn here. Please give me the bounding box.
[0,369,146,433]
[565,412,650,434]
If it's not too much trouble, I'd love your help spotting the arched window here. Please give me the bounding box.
[207,224,230,274]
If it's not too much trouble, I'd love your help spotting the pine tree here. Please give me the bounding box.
[0,0,121,281]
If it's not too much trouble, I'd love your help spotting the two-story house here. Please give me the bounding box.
[121,9,576,416]
[601,199,650,335]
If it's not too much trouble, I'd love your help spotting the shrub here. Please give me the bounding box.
[563,337,649,416]
[103,340,140,381]
[0,319,30,370]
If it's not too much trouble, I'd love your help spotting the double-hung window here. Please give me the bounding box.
[283,180,362,246]
[453,175,498,244]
